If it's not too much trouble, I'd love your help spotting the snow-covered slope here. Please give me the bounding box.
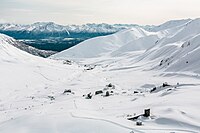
[1,18,200,133]
[52,18,200,74]
[51,27,162,59]
[110,34,159,56]
[0,34,33,60]
[52,19,197,59]
[150,19,191,32]
[0,33,56,57]
[129,18,200,73]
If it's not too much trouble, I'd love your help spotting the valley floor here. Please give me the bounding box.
[0,55,200,133]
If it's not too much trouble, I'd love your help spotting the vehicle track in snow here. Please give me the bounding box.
[70,112,199,133]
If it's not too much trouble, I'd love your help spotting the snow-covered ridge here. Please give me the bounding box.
[50,27,160,59]
[0,33,55,57]
[150,19,191,32]
[0,33,33,60]
[51,18,200,74]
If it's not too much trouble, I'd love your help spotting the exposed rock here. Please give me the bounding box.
[48,96,55,101]
[136,120,142,126]
[63,89,72,94]
[85,93,92,99]
[105,91,110,97]
[63,60,72,65]
[95,90,103,95]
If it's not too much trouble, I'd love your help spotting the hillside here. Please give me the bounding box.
[0,22,139,53]
[0,18,200,133]
[51,18,200,74]
[51,27,160,59]
[0,33,56,57]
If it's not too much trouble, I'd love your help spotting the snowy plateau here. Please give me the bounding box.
[0,18,200,133]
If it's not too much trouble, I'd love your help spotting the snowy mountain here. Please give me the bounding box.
[136,18,200,73]
[150,19,191,32]
[0,22,142,53]
[1,19,200,133]
[0,33,33,60]
[0,22,68,32]
[51,18,200,74]
[1,20,188,55]
[51,27,160,59]
[0,33,56,57]
[0,22,141,34]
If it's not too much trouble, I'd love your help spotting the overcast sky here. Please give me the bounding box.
[0,0,200,25]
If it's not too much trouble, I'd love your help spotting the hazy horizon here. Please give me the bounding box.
[1,0,200,25]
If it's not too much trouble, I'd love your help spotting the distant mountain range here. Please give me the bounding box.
[0,19,192,57]
[0,22,151,54]
[0,22,152,35]
[0,22,147,40]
